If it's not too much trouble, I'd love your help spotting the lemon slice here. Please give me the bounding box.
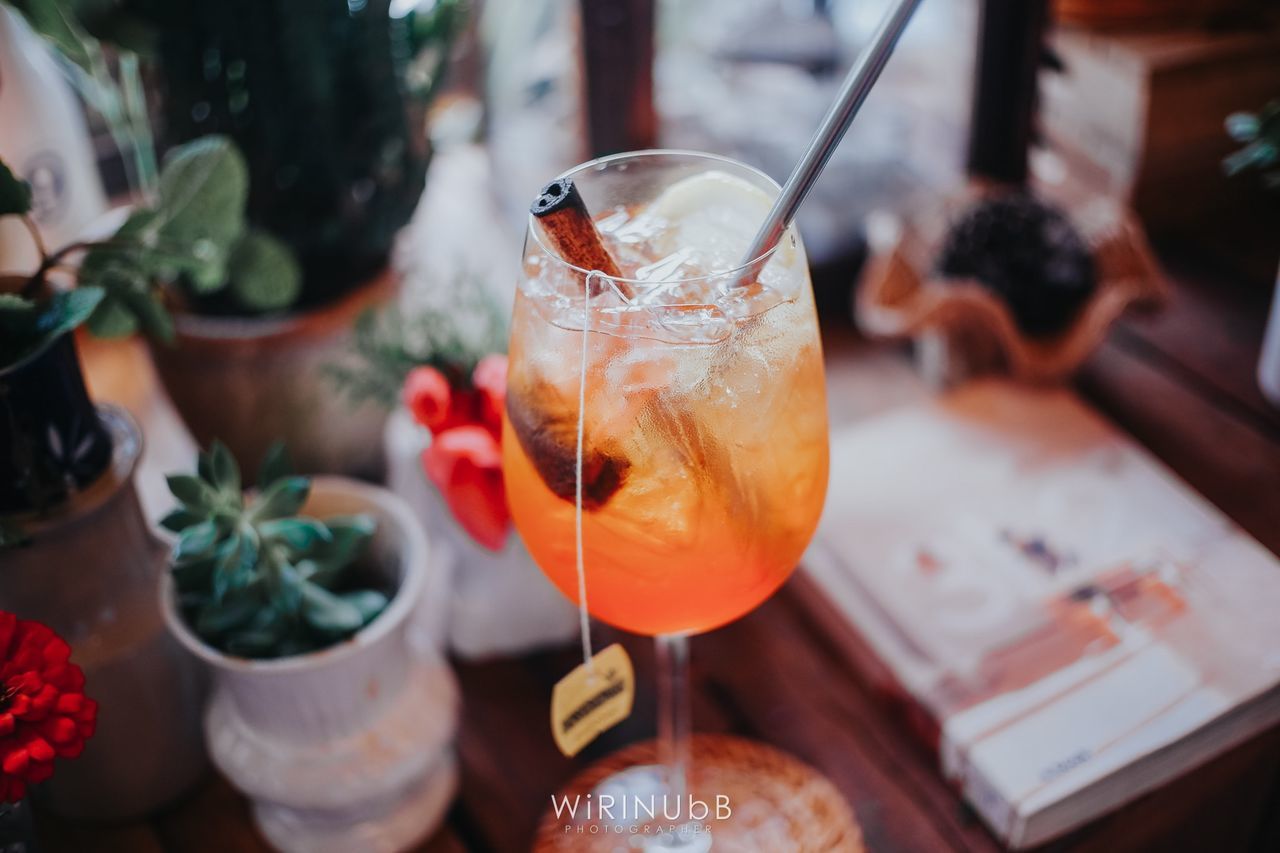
[647,170,795,276]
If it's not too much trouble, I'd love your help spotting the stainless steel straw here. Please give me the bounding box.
[739,0,925,271]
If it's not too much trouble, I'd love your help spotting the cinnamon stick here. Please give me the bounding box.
[530,178,627,296]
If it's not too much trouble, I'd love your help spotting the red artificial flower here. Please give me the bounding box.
[404,366,480,436]
[471,354,508,437]
[0,612,97,803]
[422,425,511,552]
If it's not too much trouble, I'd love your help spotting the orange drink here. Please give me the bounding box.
[503,153,829,637]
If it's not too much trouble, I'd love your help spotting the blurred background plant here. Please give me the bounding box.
[0,137,298,368]
[327,270,506,410]
[6,0,467,316]
[109,0,466,312]
[162,441,387,659]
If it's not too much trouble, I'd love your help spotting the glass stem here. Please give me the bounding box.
[655,632,691,802]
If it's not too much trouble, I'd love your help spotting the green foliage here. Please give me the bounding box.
[0,287,105,366]
[8,0,96,70]
[162,440,388,659]
[77,137,301,336]
[1224,100,1280,190]
[227,231,303,312]
[325,272,508,409]
[0,136,305,368]
[0,160,33,215]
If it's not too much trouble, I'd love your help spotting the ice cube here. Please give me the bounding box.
[715,281,788,321]
[635,247,694,282]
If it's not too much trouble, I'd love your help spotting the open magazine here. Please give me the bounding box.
[804,381,1280,848]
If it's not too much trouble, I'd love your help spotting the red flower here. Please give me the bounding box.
[422,425,511,552]
[0,612,97,804]
[472,354,508,437]
[404,366,479,435]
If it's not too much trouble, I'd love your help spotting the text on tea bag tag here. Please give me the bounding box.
[552,642,635,756]
[551,270,634,756]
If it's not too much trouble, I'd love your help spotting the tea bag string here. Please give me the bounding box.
[576,271,602,676]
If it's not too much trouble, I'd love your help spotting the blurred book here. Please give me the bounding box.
[805,381,1280,848]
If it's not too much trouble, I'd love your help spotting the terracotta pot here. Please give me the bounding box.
[148,271,396,481]
[1054,0,1253,29]
[161,477,458,853]
[1,406,208,819]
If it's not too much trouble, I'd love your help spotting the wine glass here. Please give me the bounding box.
[503,150,830,848]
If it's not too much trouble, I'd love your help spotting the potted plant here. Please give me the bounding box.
[331,286,578,659]
[158,442,458,853]
[0,143,258,818]
[26,0,469,480]
[1223,99,1280,408]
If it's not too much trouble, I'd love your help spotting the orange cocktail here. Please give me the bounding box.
[502,153,829,638]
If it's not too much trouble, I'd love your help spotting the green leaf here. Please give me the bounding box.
[195,590,260,637]
[196,448,215,484]
[118,285,174,341]
[38,288,105,340]
[259,517,332,554]
[160,507,204,533]
[152,136,248,282]
[305,514,376,581]
[227,230,302,312]
[212,534,255,603]
[276,560,305,614]
[166,473,217,511]
[341,590,389,626]
[174,519,219,561]
[209,440,241,497]
[257,441,293,490]
[250,476,311,521]
[300,581,364,634]
[0,160,33,216]
[8,0,96,71]
[86,292,139,338]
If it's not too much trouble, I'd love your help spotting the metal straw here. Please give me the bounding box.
[739,0,925,272]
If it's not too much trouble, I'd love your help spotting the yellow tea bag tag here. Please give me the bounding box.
[551,643,634,757]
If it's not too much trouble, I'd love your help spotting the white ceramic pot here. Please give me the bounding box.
[385,409,579,660]
[161,477,458,853]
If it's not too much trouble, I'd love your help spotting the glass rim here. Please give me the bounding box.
[525,148,789,286]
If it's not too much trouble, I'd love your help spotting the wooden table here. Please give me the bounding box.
[37,243,1280,852]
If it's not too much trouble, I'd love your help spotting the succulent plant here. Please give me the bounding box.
[161,441,388,659]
